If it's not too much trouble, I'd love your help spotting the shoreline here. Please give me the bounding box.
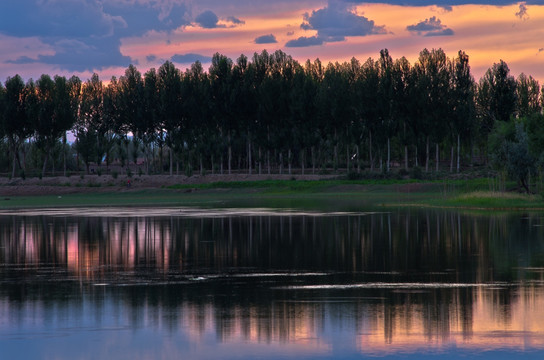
[0,174,543,211]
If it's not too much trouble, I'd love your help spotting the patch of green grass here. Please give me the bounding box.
[168,179,422,193]
[442,191,544,209]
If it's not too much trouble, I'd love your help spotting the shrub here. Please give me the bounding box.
[185,164,193,177]
[111,171,118,179]
[347,171,362,180]
[410,166,423,180]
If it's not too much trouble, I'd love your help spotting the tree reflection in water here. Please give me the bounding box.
[1,210,544,358]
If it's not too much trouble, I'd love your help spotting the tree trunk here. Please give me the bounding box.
[211,154,215,175]
[369,130,374,172]
[11,144,17,179]
[279,152,283,175]
[41,147,50,179]
[457,134,460,173]
[228,131,232,175]
[415,145,418,167]
[356,145,360,173]
[387,138,390,172]
[288,149,292,175]
[170,147,173,176]
[450,145,454,173]
[63,134,67,177]
[267,150,270,175]
[258,147,262,175]
[425,137,429,172]
[404,145,408,171]
[334,144,338,172]
[436,143,439,172]
[346,145,350,174]
[301,149,305,175]
[248,134,252,175]
[311,146,315,174]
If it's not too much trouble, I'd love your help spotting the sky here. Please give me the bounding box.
[1,0,544,83]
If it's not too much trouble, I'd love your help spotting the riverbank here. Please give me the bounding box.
[0,173,542,210]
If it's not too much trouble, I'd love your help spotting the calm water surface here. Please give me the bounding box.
[1,207,544,359]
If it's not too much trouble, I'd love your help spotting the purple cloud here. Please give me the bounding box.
[407,16,454,36]
[255,34,278,44]
[285,36,324,47]
[300,2,386,42]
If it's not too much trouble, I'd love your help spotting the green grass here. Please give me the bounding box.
[437,191,544,209]
[1,178,543,211]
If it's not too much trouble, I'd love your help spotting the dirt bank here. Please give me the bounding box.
[0,173,338,197]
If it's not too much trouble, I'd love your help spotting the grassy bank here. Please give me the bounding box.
[0,178,543,210]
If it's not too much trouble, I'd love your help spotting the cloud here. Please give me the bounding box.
[194,10,222,28]
[300,1,386,42]
[171,53,212,64]
[146,55,158,62]
[0,0,190,72]
[226,16,245,25]
[407,16,454,36]
[285,36,324,47]
[193,10,245,28]
[516,3,529,19]
[344,1,544,5]
[255,34,278,44]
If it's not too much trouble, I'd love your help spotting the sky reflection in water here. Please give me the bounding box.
[1,209,544,359]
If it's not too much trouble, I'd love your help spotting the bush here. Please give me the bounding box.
[96,168,102,176]
[410,166,423,180]
[185,164,193,177]
[126,168,133,178]
[398,168,409,177]
[19,170,25,180]
[347,171,362,180]
[111,171,118,179]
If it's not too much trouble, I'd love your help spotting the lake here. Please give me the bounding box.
[1,207,544,359]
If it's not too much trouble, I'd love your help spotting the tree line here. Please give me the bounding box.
[0,48,542,182]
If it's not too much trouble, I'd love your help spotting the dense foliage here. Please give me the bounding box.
[1,48,543,187]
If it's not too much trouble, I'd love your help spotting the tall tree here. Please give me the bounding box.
[4,76,33,178]
[451,51,475,172]
[143,68,160,173]
[413,48,451,172]
[209,53,234,173]
[157,61,182,175]
[118,65,145,168]
[516,73,540,118]
[76,74,103,174]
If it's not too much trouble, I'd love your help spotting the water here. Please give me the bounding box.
[1,207,544,359]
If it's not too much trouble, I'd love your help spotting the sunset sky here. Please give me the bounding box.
[1,0,544,83]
